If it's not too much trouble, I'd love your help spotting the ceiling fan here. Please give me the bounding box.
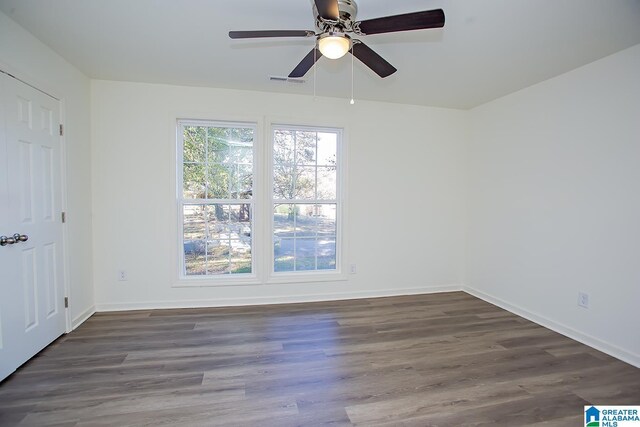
[229,0,445,78]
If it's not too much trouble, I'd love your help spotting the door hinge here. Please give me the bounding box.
[64,297,69,308]
[59,124,64,136]
[61,211,66,223]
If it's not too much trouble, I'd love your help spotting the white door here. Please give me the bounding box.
[0,71,66,382]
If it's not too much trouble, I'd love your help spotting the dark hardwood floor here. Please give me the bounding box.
[1,291,639,426]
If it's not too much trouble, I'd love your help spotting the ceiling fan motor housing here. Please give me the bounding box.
[314,0,358,32]
[337,0,358,21]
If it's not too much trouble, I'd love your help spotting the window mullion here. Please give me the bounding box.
[205,126,209,200]
[204,205,209,275]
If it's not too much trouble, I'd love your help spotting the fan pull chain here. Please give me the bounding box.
[350,46,355,105]
[313,43,317,100]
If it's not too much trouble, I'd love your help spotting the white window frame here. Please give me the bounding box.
[267,123,346,284]
[176,119,260,284]
[174,118,347,287]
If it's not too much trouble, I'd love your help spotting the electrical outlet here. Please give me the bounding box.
[349,264,357,274]
[118,270,127,281]
[578,291,589,309]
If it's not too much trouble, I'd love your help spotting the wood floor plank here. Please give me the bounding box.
[1,291,638,426]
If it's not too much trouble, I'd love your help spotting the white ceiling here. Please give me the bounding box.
[2,0,640,109]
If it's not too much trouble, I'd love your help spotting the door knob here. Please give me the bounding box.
[13,233,28,242]
[1,236,16,246]
[0,234,28,246]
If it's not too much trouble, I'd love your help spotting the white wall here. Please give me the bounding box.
[91,80,467,309]
[467,44,640,366]
[0,11,94,327]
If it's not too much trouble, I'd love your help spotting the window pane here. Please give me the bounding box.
[184,205,206,242]
[208,149,229,166]
[295,204,318,237]
[208,240,230,274]
[295,131,317,165]
[183,163,206,199]
[295,167,316,200]
[181,204,253,276]
[207,164,230,199]
[183,127,206,163]
[273,203,335,272]
[317,239,336,270]
[295,238,317,271]
[317,204,336,236]
[273,163,295,200]
[227,127,255,144]
[274,238,294,272]
[183,205,206,275]
[274,204,295,237]
[317,133,337,166]
[229,145,253,165]
[317,167,336,200]
[207,127,229,152]
[206,204,229,244]
[230,241,251,274]
[230,164,253,199]
[209,203,229,222]
[185,254,207,275]
[229,204,251,240]
[274,130,294,166]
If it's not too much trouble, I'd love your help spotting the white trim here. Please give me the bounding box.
[173,277,261,288]
[464,286,640,369]
[266,270,348,284]
[95,284,463,312]
[58,97,72,333]
[71,305,96,330]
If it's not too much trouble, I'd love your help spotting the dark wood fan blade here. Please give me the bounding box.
[357,9,445,35]
[314,0,340,21]
[229,30,314,39]
[289,48,323,78]
[351,42,397,78]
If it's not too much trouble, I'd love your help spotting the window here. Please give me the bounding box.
[177,119,343,284]
[272,126,341,273]
[178,120,255,277]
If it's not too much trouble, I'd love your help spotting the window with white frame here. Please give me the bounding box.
[178,120,255,277]
[272,126,341,273]
[177,120,343,282]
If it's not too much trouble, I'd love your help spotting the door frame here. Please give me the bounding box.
[0,61,72,333]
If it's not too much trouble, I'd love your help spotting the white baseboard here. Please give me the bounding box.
[464,286,640,369]
[94,284,463,312]
[71,305,96,330]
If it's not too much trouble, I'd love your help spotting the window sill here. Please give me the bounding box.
[266,271,348,285]
[172,271,348,287]
[173,275,261,288]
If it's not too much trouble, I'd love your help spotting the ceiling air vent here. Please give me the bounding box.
[269,76,306,84]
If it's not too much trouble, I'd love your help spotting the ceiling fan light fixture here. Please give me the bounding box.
[318,33,350,59]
